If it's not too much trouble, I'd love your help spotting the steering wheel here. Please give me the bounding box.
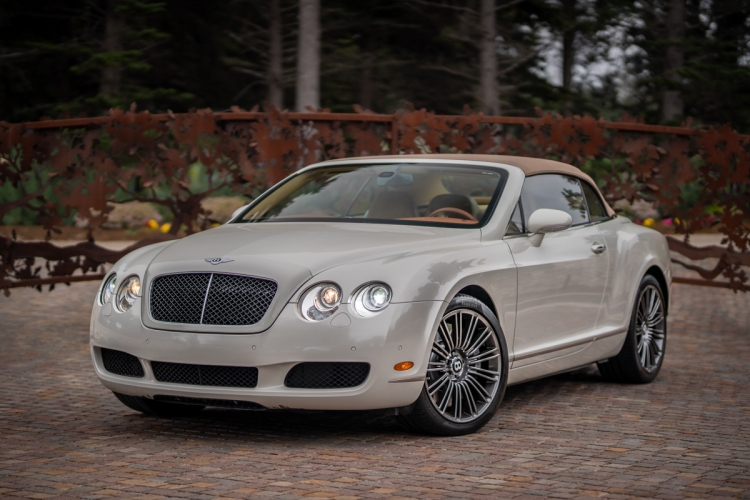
[427,207,478,222]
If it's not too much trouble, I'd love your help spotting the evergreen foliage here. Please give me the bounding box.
[1,0,748,131]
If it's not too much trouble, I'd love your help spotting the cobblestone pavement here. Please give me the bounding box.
[0,282,748,499]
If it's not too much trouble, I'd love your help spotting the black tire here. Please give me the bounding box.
[113,392,205,417]
[598,275,667,384]
[398,294,509,436]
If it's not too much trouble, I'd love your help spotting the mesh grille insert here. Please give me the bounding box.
[203,274,278,326]
[149,272,277,326]
[154,395,266,410]
[284,362,370,389]
[150,273,211,324]
[101,348,144,378]
[151,361,258,388]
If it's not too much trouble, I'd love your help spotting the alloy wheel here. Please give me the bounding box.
[425,309,501,423]
[635,284,666,373]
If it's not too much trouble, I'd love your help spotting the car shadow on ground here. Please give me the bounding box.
[104,364,606,440]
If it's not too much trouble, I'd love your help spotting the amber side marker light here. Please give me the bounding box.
[394,361,414,371]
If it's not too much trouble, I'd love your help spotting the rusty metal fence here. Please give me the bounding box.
[1,105,748,294]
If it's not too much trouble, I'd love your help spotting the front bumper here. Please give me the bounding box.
[90,300,444,411]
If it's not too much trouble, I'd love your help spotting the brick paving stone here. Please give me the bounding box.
[0,282,748,498]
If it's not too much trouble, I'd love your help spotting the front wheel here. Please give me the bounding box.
[598,275,667,383]
[398,295,508,435]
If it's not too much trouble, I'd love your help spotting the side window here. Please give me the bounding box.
[520,174,589,227]
[581,182,608,222]
[505,202,524,235]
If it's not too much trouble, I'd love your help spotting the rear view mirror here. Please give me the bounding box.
[377,173,413,187]
[527,209,572,246]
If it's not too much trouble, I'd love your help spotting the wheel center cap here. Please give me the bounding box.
[452,358,463,373]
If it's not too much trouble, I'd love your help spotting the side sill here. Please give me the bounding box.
[512,327,627,362]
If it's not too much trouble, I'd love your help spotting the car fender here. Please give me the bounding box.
[299,239,518,352]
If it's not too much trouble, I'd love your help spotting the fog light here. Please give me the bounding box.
[394,361,414,371]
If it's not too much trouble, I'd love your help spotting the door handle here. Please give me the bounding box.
[591,243,606,254]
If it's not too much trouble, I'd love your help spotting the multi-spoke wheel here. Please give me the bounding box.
[398,295,508,435]
[635,284,666,372]
[426,309,501,422]
[598,275,667,383]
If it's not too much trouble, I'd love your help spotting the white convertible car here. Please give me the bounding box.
[91,154,671,435]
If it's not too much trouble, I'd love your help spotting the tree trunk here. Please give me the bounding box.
[359,52,374,111]
[561,0,576,113]
[562,31,575,92]
[268,0,284,109]
[479,0,499,115]
[100,0,123,100]
[662,0,685,122]
[295,0,320,112]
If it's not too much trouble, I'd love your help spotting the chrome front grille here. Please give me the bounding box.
[150,273,210,324]
[149,273,277,326]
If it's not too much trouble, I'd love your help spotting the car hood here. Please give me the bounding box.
[140,222,479,333]
[150,222,478,276]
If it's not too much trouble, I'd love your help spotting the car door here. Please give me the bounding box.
[505,174,609,367]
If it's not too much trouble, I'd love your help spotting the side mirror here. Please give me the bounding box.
[527,209,572,246]
[230,204,251,221]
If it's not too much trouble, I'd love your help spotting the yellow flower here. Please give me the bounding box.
[160,223,171,233]
[674,217,681,225]
[147,219,159,229]
[643,218,655,227]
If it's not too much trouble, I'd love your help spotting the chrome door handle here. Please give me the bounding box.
[591,243,606,254]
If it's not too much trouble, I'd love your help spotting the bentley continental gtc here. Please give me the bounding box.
[91,154,671,435]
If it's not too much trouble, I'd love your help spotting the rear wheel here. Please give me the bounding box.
[113,392,205,417]
[398,295,508,435]
[598,275,667,383]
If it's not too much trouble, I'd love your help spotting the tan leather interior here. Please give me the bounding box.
[368,191,418,219]
[326,154,616,217]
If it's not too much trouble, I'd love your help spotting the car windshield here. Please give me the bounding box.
[234,163,507,228]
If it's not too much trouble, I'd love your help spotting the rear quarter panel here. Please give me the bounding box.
[595,216,672,331]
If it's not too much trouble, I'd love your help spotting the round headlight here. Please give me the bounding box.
[351,282,392,317]
[299,282,342,321]
[100,274,117,304]
[364,284,391,311]
[116,275,141,312]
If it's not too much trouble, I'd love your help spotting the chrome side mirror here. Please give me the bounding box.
[527,209,573,246]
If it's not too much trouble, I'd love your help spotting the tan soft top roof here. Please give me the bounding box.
[326,154,615,216]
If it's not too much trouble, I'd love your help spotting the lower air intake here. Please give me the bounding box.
[284,362,370,389]
[151,361,258,388]
[154,395,265,410]
[101,348,144,378]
